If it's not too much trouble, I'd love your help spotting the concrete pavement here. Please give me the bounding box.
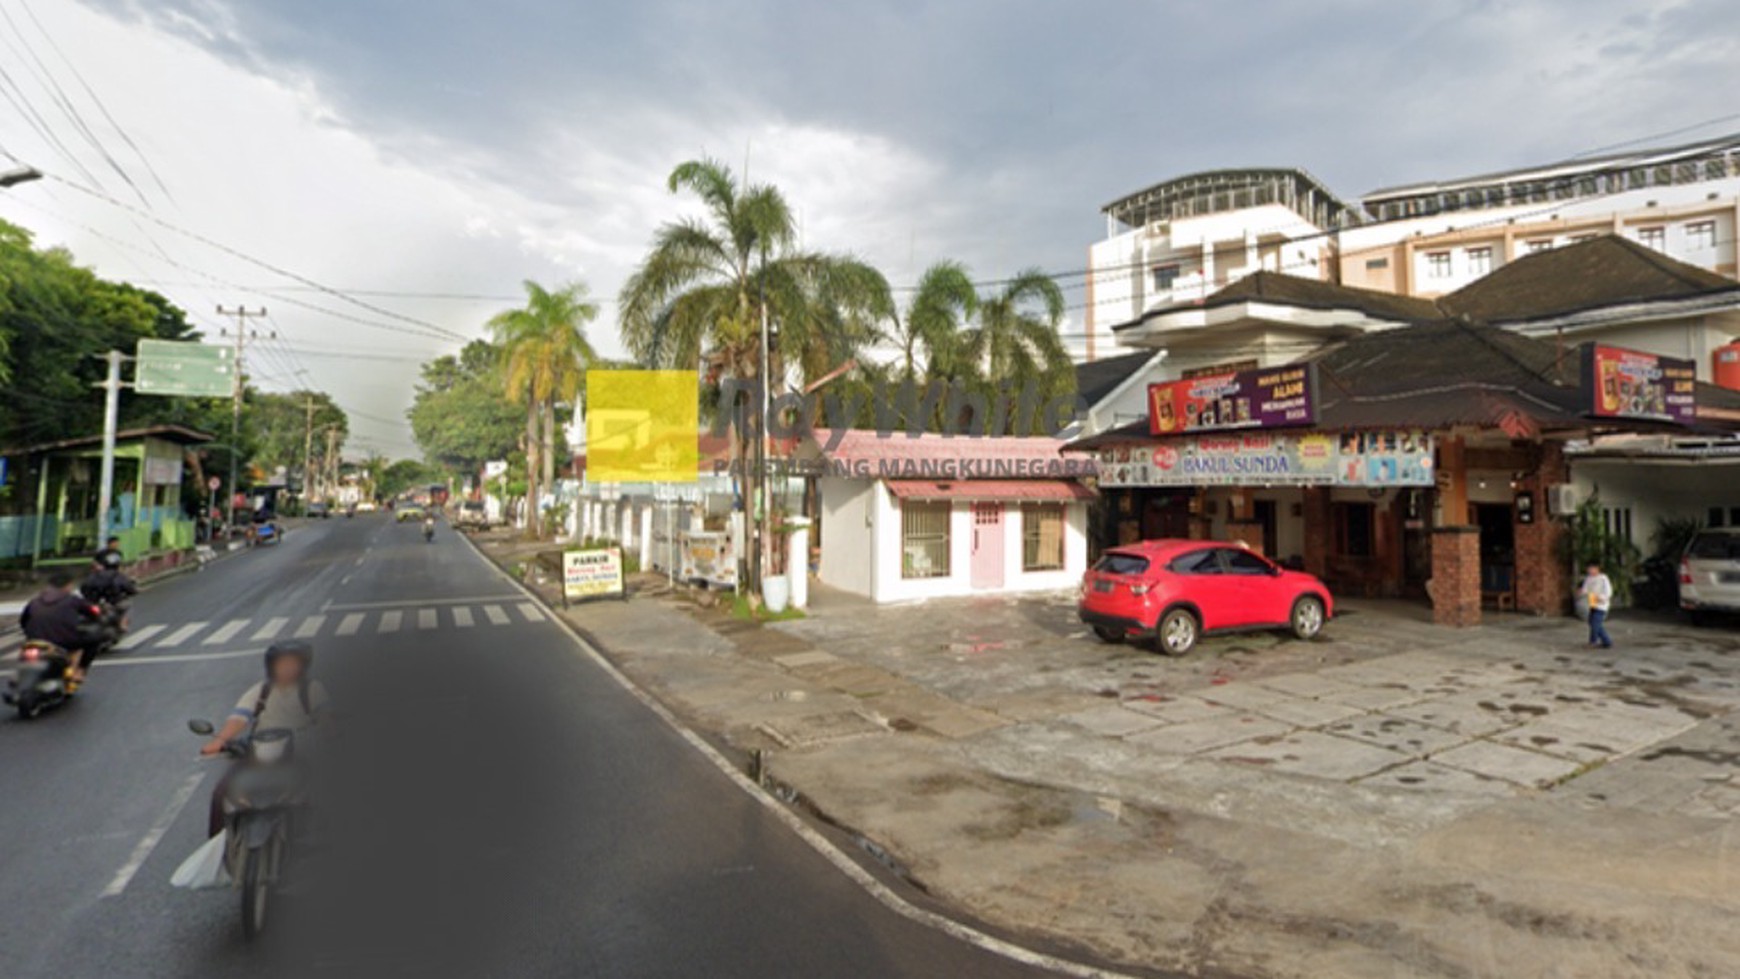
[525,564,1740,979]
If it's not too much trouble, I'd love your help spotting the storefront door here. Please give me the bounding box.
[971,503,1005,589]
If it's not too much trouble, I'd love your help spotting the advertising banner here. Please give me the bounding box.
[1148,364,1317,436]
[1097,430,1433,488]
[1582,343,1695,425]
[563,547,625,602]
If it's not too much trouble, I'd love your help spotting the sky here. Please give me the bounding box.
[1,0,1737,458]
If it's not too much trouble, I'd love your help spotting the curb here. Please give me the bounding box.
[455,531,1152,979]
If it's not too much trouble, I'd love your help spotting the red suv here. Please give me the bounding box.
[1078,539,1333,656]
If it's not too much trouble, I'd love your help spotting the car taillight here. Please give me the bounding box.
[1680,559,1692,585]
[21,646,40,661]
[1130,583,1151,596]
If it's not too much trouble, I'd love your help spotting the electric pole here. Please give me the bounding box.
[302,395,317,509]
[217,304,267,526]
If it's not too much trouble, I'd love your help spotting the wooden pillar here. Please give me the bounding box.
[1513,442,1569,616]
[1436,436,1469,529]
[1302,486,1331,580]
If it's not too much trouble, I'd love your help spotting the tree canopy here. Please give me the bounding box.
[408,338,523,475]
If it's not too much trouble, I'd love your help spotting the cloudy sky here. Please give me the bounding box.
[1,0,1736,457]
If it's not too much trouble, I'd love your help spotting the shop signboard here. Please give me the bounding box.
[1581,343,1695,425]
[1148,364,1317,436]
[1097,430,1433,488]
[563,547,625,602]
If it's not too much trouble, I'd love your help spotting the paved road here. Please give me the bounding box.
[0,516,1064,978]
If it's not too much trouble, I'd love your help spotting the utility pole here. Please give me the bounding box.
[94,350,129,547]
[325,426,340,500]
[216,304,267,526]
[302,395,317,509]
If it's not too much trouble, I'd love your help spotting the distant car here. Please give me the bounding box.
[355,500,378,513]
[1077,539,1333,656]
[307,502,330,519]
[454,500,489,529]
[1681,528,1740,624]
[396,504,427,523]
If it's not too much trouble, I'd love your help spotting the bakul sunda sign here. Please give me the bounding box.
[1097,431,1435,488]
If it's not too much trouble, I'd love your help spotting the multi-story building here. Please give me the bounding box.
[1084,133,1740,375]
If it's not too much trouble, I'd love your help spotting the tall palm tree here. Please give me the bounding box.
[958,268,1074,434]
[491,280,599,538]
[896,260,978,379]
[620,158,893,589]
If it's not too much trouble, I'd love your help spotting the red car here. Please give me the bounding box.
[1078,539,1333,656]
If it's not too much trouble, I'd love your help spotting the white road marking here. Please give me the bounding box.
[517,602,545,622]
[116,624,166,650]
[102,771,205,897]
[204,619,251,645]
[336,613,365,637]
[452,606,475,628]
[417,609,437,630]
[294,615,325,639]
[378,611,402,633]
[355,556,366,567]
[96,649,262,667]
[156,622,207,648]
[324,594,522,611]
[482,605,509,625]
[250,617,288,641]
[340,574,353,586]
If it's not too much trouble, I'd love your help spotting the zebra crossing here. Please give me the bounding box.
[112,599,546,652]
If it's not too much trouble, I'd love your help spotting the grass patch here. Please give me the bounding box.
[730,592,807,623]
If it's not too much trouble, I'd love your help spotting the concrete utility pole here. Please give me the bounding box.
[94,350,129,546]
[325,426,339,498]
[302,395,317,508]
[216,304,267,525]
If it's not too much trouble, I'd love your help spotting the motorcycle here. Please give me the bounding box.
[4,602,111,719]
[422,518,434,543]
[185,719,304,942]
[254,522,282,546]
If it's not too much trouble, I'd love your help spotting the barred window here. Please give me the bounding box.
[901,501,951,579]
[1022,503,1065,571]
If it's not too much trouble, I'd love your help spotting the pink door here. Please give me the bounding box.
[971,503,1005,589]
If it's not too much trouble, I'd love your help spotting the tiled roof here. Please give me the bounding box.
[1440,235,1740,323]
[1115,270,1440,331]
[1074,350,1158,407]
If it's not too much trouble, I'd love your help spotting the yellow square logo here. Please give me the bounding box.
[585,370,699,483]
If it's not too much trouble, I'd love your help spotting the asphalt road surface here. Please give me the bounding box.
[0,516,1064,979]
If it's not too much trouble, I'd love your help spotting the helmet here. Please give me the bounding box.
[264,639,314,677]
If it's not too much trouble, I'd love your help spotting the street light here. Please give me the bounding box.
[0,165,43,189]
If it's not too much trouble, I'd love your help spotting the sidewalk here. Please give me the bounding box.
[483,535,1740,978]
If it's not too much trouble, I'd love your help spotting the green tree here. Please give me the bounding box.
[379,458,439,499]
[408,339,522,476]
[957,268,1074,435]
[489,281,599,538]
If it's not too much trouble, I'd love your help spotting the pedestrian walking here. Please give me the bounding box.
[1578,562,1614,648]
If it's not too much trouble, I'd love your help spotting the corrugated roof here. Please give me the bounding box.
[4,424,215,457]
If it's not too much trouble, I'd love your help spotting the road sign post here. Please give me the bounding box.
[134,340,236,398]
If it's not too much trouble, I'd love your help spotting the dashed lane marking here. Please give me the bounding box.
[336,613,365,637]
[417,609,437,630]
[156,622,206,648]
[378,610,402,633]
[483,605,509,626]
[517,602,545,622]
[116,624,166,650]
[102,771,205,898]
[452,607,475,628]
[203,619,251,645]
[294,615,325,639]
[250,617,288,641]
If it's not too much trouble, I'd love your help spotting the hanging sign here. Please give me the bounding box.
[1148,364,1317,435]
[1098,430,1434,488]
[1582,344,1695,425]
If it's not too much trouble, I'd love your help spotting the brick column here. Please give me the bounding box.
[1514,442,1569,616]
[1302,487,1331,580]
[1430,527,1482,627]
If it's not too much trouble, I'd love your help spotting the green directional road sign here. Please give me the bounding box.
[135,340,237,398]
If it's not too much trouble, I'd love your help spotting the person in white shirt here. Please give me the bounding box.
[1578,563,1614,649]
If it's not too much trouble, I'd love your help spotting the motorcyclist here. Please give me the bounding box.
[81,550,138,633]
[423,514,435,541]
[202,641,330,836]
[19,572,103,681]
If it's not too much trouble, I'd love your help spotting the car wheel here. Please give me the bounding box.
[1155,608,1198,657]
[1091,625,1126,644]
[1688,610,1709,628]
[1290,595,1326,641]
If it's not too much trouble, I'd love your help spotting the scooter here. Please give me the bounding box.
[4,641,77,719]
[423,518,435,543]
[184,720,304,942]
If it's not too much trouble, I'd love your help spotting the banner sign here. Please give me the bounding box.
[135,340,237,398]
[1098,430,1434,488]
[563,547,624,601]
[1149,364,1317,436]
[1582,343,1695,425]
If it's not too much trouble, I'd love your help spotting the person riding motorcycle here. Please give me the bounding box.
[81,550,138,637]
[202,641,330,836]
[19,572,104,681]
[422,514,435,541]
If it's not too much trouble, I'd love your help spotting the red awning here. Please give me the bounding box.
[885,479,1094,502]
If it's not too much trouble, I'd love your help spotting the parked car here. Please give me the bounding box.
[454,500,489,530]
[1078,539,1333,656]
[1680,527,1740,625]
[307,502,329,519]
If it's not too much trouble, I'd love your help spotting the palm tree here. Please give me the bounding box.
[895,260,978,379]
[620,158,893,589]
[490,280,599,538]
[958,268,1074,434]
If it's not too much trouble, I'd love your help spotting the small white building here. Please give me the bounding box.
[804,430,1094,604]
